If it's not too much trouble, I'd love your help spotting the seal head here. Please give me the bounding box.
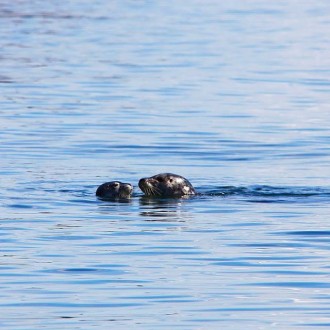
[138,173,196,197]
[96,181,133,199]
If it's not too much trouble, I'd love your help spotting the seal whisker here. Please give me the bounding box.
[147,184,162,197]
[152,186,162,196]
[149,186,158,196]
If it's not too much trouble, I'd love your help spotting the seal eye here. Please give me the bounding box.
[157,177,164,183]
[112,182,120,187]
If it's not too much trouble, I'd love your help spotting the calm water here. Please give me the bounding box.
[1,0,330,329]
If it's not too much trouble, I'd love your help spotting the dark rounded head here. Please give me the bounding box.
[138,173,196,197]
[96,181,133,199]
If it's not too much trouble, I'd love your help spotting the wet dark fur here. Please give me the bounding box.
[96,181,133,199]
[139,173,196,197]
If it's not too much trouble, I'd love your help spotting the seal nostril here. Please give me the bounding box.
[138,178,146,187]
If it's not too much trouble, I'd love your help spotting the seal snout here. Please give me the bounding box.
[139,177,160,196]
[119,183,133,198]
[122,183,133,193]
[138,178,144,188]
[138,178,148,191]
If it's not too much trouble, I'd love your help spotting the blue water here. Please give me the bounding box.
[1,0,330,328]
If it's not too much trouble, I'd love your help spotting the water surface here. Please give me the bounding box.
[1,0,330,329]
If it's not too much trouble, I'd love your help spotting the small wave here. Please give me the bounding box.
[200,185,330,202]
[282,230,330,237]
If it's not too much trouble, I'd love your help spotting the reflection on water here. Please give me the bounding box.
[139,196,191,219]
[1,0,330,329]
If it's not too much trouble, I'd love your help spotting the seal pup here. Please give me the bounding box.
[138,173,196,197]
[96,181,133,199]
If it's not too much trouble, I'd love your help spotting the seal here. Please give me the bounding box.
[138,173,196,197]
[96,181,133,199]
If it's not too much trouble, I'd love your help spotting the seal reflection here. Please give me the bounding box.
[139,196,192,221]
